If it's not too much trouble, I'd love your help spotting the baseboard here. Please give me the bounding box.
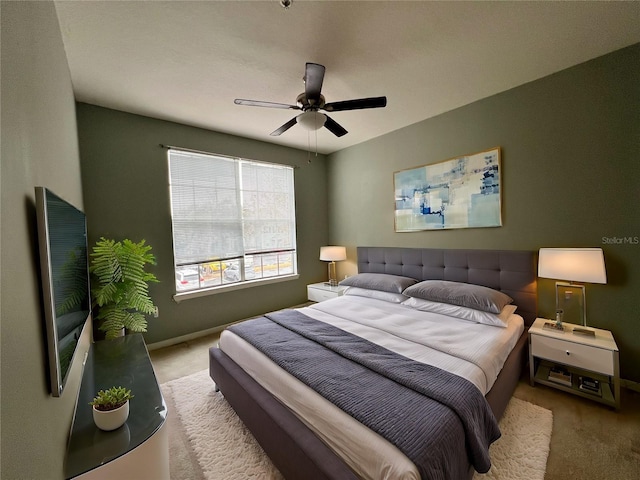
[621,378,640,393]
[146,322,236,351]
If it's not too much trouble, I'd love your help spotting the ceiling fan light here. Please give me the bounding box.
[297,111,326,131]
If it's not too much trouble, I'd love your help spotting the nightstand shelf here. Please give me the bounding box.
[532,360,617,406]
[528,318,620,409]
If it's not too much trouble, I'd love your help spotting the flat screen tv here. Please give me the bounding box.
[35,187,91,396]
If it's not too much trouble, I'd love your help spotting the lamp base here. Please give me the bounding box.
[555,281,587,327]
[327,261,337,287]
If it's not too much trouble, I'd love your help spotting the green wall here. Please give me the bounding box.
[76,104,329,345]
[327,44,640,383]
[1,2,91,478]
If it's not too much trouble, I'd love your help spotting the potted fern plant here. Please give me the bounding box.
[90,237,158,340]
[90,386,134,431]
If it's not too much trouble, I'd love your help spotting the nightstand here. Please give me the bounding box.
[528,318,620,409]
[307,282,348,302]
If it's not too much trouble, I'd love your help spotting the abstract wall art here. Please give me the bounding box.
[394,147,502,232]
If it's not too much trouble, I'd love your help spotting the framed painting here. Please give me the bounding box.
[394,147,502,232]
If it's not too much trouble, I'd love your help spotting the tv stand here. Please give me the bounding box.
[65,334,169,479]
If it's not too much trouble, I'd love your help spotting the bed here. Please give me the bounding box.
[209,247,537,479]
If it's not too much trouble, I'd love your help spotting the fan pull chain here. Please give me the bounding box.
[306,130,319,162]
[315,128,319,157]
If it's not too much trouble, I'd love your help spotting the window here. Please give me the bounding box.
[168,148,297,295]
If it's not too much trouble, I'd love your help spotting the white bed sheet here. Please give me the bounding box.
[300,295,524,394]
[218,295,524,480]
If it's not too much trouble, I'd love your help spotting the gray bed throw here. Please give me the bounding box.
[228,309,500,479]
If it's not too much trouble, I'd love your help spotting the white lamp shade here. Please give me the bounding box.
[319,246,346,262]
[538,248,607,284]
[297,111,326,131]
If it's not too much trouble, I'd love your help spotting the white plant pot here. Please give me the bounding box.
[92,400,129,431]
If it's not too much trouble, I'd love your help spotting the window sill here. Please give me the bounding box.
[172,274,300,303]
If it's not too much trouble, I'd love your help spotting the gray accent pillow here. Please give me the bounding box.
[339,273,418,294]
[402,280,513,314]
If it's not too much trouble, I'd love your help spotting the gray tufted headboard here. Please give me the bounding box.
[357,247,538,326]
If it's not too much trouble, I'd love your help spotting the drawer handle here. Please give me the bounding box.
[566,350,570,356]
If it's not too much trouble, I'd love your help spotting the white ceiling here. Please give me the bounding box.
[54,1,640,155]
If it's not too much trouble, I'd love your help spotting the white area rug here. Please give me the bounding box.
[161,369,552,480]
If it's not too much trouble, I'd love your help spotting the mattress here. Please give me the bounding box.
[218,295,524,480]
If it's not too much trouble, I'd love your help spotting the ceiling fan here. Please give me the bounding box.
[234,62,387,138]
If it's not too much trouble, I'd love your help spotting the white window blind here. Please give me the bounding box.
[240,161,296,254]
[168,148,297,292]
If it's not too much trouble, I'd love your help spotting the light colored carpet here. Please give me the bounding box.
[161,369,552,480]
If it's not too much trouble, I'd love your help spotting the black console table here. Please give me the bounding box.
[65,334,169,479]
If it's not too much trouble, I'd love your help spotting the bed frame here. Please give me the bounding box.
[209,247,537,479]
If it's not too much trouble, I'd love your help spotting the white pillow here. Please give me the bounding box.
[344,286,409,304]
[401,297,518,327]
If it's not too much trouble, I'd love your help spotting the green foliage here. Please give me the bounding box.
[90,237,158,339]
[89,386,134,411]
[58,338,77,379]
[57,247,89,316]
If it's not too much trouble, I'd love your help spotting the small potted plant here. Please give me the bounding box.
[89,386,134,431]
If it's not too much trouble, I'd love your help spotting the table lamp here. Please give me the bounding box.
[538,248,606,332]
[320,246,346,286]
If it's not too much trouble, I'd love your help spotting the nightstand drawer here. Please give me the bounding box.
[531,335,614,375]
[307,287,337,302]
[307,283,347,302]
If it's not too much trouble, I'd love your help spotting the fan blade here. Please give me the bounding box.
[270,116,298,136]
[234,99,299,110]
[304,63,325,105]
[323,115,348,137]
[323,96,387,112]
